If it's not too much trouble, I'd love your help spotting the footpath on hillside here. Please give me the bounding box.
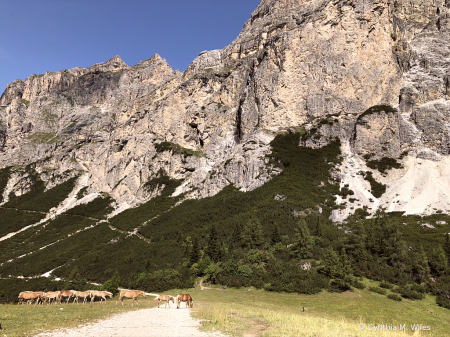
[33,307,226,337]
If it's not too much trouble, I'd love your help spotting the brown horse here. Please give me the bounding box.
[72,291,92,304]
[116,290,146,307]
[18,291,43,305]
[90,291,113,304]
[154,294,175,308]
[176,294,194,308]
[43,291,60,304]
[59,290,74,303]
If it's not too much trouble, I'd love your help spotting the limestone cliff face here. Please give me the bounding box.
[1,0,450,218]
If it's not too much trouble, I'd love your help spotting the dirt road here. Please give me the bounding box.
[33,307,226,337]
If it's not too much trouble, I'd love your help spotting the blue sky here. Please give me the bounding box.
[0,0,260,92]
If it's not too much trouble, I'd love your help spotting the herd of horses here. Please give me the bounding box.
[17,290,194,308]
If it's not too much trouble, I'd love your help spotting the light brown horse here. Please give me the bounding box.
[176,294,194,308]
[18,291,44,305]
[90,291,113,304]
[154,294,175,308]
[43,291,60,304]
[116,290,146,307]
[59,290,74,303]
[72,291,92,304]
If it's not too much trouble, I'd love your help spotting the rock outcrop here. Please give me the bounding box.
[1,0,450,219]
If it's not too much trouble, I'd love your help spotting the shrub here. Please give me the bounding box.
[238,265,253,278]
[379,281,394,289]
[410,283,428,294]
[387,294,402,301]
[102,271,121,296]
[27,132,63,144]
[64,195,114,219]
[369,287,387,295]
[357,105,397,120]
[363,171,386,198]
[436,295,450,309]
[329,279,352,293]
[352,281,366,289]
[154,142,202,157]
[397,286,424,300]
[367,157,402,174]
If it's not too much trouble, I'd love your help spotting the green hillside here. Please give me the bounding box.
[0,132,449,313]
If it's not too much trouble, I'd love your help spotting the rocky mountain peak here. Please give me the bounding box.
[89,55,130,73]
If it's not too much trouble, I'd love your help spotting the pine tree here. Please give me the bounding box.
[292,219,313,258]
[206,225,220,262]
[414,245,430,283]
[429,244,448,276]
[242,219,265,249]
[444,234,450,261]
[322,246,343,279]
[190,237,200,265]
[229,223,242,250]
[271,224,281,245]
[314,216,323,237]
[384,227,407,265]
[340,248,352,276]
[102,271,120,296]
[367,210,387,255]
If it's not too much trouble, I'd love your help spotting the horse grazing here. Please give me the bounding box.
[43,291,60,304]
[18,291,44,305]
[176,294,194,308]
[59,290,75,304]
[72,291,92,304]
[90,291,113,304]
[116,290,146,307]
[154,294,175,308]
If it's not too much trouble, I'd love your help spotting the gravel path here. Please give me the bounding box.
[34,307,227,337]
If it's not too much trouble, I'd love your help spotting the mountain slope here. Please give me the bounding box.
[1,0,450,306]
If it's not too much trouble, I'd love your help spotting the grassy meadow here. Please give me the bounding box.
[184,282,450,337]
[1,280,450,337]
